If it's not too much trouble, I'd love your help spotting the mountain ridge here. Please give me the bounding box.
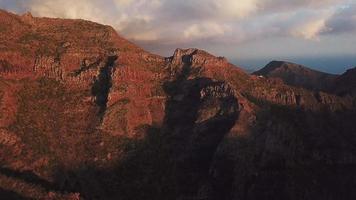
[0,9,356,200]
[333,67,356,96]
[253,60,338,91]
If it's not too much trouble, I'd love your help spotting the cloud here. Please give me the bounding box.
[113,0,134,7]
[290,19,329,40]
[183,22,230,39]
[259,0,345,12]
[285,9,334,40]
[27,0,106,21]
[325,3,356,34]
[0,0,354,52]
[214,0,258,19]
[19,0,162,41]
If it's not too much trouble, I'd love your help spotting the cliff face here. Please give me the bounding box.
[0,10,356,200]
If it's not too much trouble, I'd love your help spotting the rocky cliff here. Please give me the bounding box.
[0,10,356,200]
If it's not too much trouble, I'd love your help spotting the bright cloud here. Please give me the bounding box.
[290,18,329,40]
[114,0,134,7]
[27,0,106,22]
[184,22,229,39]
[214,0,258,19]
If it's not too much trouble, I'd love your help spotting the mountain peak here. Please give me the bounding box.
[255,60,311,75]
[170,48,229,67]
[21,11,33,18]
[333,66,356,96]
[253,60,337,91]
[20,11,35,24]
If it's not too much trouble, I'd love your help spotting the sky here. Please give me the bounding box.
[0,0,356,74]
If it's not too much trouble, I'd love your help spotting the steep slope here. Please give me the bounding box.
[253,61,337,91]
[0,9,356,200]
[333,67,356,96]
[0,9,169,199]
[164,49,356,199]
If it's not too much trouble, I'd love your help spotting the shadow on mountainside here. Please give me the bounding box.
[0,188,32,200]
[210,98,356,200]
[2,54,356,200]
[0,51,240,199]
[49,55,240,199]
[0,167,59,192]
[91,55,118,116]
[3,99,356,200]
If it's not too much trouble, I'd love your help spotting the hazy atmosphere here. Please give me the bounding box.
[1,0,355,73]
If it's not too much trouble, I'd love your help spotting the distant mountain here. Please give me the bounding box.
[333,67,356,96]
[253,61,338,91]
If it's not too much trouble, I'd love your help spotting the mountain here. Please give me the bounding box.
[0,9,356,200]
[253,61,338,91]
[333,67,356,96]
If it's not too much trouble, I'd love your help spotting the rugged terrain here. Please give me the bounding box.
[0,10,356,200]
